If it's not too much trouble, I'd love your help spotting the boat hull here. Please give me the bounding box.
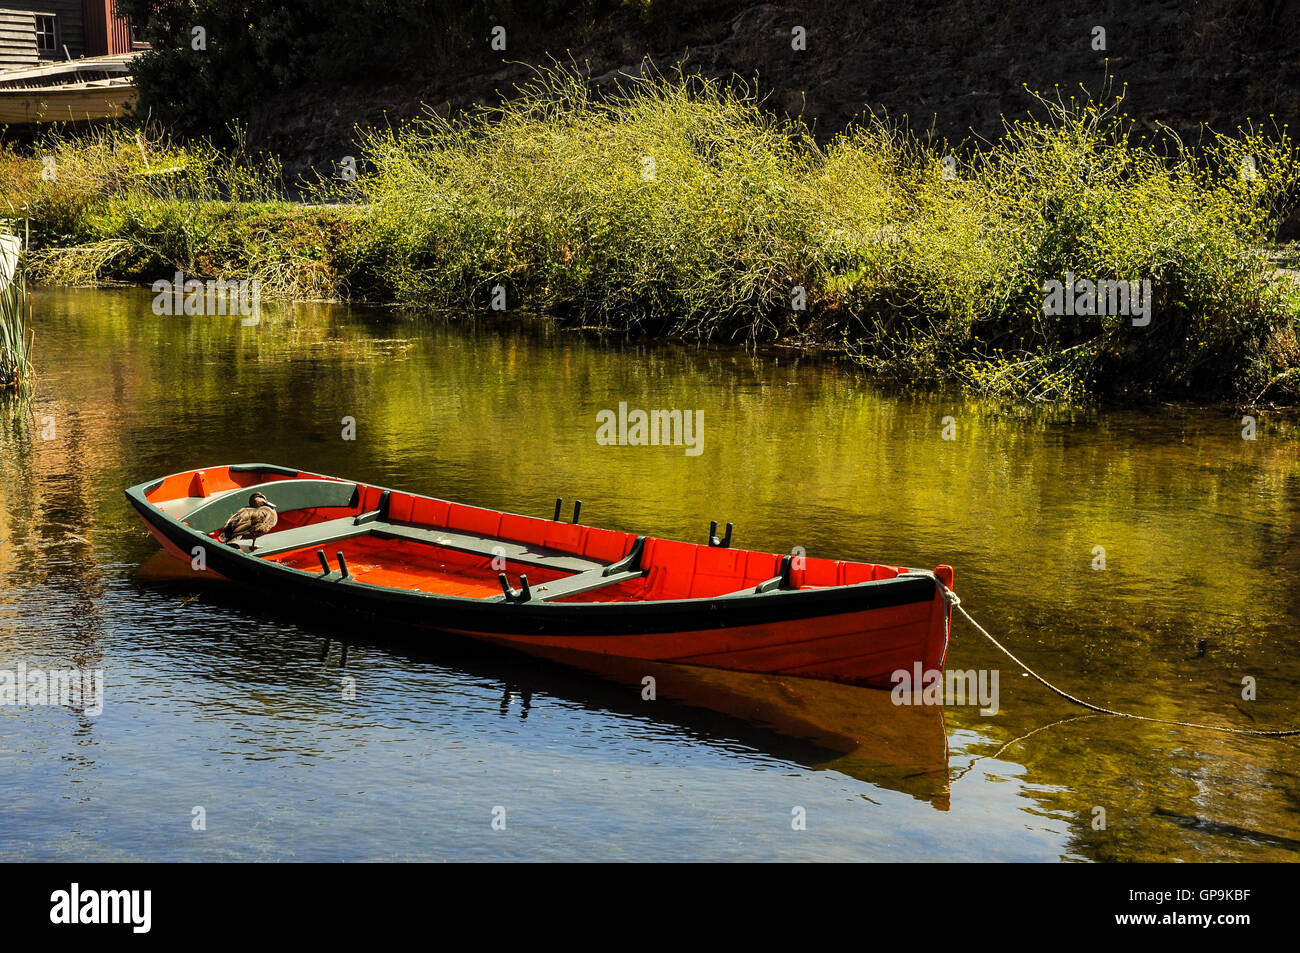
[126,464,953,687]
[456,597,940,683]
[0,84,134,124]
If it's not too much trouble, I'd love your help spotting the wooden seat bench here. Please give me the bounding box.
[230,512,610,575]
[371,522,606,573]
[220,510,655,602]
[514,566,646,602]
[223,515,373,555]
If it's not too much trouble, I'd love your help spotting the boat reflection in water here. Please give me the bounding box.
[139,551,953,809]
[531,647,951,810]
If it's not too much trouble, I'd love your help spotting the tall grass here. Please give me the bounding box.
[337,69,824,336]
[1,125,350,299]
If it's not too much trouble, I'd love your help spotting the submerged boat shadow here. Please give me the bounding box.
[138,551,952,809]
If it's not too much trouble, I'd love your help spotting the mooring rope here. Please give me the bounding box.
[948,713,1102,782]
[938,585,1300,738]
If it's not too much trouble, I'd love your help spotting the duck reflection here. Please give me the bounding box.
[500,683,533,719]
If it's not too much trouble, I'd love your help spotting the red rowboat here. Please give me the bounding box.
[125,464,954,687]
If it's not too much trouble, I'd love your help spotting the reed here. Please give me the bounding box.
[0,251,34,397]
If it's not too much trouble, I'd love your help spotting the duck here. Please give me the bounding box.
[217,492,278,550]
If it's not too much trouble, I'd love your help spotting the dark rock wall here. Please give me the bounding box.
[247,0,1300,181]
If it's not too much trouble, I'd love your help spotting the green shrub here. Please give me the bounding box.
[336,69,1300,401]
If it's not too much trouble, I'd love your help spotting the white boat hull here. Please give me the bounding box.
[0,233,20,291]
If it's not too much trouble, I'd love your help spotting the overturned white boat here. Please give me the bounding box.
[0,232,20,291]
[0,53,136,125]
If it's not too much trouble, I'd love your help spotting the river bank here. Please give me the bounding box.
[3,71,1298,405]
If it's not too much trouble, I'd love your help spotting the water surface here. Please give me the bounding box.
[2,288,1299,861]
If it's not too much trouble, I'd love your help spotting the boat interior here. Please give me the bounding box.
[145,467,911,604]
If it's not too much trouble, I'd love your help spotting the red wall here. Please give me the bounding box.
[82,0,134,57]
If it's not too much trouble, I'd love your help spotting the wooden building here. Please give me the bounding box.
[0,2,140,71]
